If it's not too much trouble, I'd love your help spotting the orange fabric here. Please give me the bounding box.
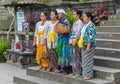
[36,31,49,67]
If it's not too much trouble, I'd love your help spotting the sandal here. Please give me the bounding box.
[72,75,81,78]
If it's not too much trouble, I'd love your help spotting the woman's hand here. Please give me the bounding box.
[33,37,36,46]
[86,43,91,53]
[43,38,47,45]
[72,38,78,46]
[33,42,36,47]
[86,46,90,53]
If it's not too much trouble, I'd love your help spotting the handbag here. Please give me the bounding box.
[42,44,49,59]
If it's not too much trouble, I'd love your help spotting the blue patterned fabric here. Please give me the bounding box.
[83,21,96,49]
[58,44,71,68]
[57,18,71,68]
[58,18,70,44]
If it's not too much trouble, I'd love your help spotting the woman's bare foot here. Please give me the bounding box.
[46,68,51,72]
[37,66,43,72]
[40,67,48,71]
[54,69,60,73]
[82,77,91,80]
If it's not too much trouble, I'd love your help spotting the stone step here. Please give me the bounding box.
[94,56,120,69]
[14,75,63,84]
[97,26,120,32]
[96,39,120,49]
[100,20,120,26]
[95,47,120,58]
[96,32,120,40]
[26,66,112,84]
[116,10,120,15]
[94,66,120,84]
[108,15,120,20]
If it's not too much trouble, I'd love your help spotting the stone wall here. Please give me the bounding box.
[0,6,14,31]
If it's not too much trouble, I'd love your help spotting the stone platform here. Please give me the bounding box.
[4,49,37,69]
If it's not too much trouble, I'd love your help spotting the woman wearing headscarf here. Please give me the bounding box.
[56,8,71,74]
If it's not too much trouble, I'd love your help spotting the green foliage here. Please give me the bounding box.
[43,0,49,3]
[0,54,7,63]
[0,37,8,62]
[79,0,90,2]
[66,8,75,28]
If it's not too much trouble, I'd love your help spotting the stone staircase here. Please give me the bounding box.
[13,10,120,84]
[94,10,120,84]
[0,6,13,31]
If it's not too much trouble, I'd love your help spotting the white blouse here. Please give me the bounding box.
[47,21,58,49]
[34,21,49,45]
[71,19,84,38]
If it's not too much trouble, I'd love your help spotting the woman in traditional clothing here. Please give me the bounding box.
[46,11,59,72]
[56,8,71,74]
[33,12,49,71]
[78,12,96,80]
[69,10,84,78]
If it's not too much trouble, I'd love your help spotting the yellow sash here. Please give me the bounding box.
[48,32,57,43]
[77,36,84,48]
[37,31,44,45]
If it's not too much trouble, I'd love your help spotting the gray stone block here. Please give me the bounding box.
[100,20,120,26]
[109,15,120,20]
[96,32,120,40]
[5,50,37,69]
[14,75,62,84]
[95,47,120,58]
[94,56,120,69]
[94,66,120,84]
[97,26,120,32]
[96,39,120,49]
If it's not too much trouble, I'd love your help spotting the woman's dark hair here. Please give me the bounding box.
[50,11,58,19]
[85,12,94,23]
[85,12,93,19]
[51,11,58,15]
[76,10,82,17]
[41,12,48,17]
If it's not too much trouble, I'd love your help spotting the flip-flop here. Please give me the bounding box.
[72,75,81,78]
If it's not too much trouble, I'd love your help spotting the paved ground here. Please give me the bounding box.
[0,63,26,84]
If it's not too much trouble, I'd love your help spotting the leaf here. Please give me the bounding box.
[66,8,75,29]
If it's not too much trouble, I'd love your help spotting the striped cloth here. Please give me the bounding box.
[82,47,95,78]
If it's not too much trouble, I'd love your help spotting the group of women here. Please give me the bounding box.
[33,8,96,80]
